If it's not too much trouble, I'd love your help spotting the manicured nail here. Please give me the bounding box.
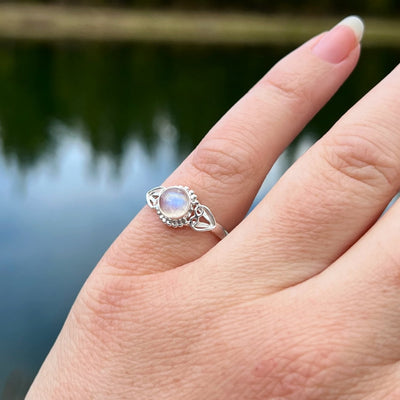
[312,16,364,64]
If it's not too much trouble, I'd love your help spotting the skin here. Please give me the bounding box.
[27,23,400,399]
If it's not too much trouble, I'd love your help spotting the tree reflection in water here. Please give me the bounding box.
[1,42,392,171]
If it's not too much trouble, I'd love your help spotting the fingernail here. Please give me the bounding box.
[312,16,364,64]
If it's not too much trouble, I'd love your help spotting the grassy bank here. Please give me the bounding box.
[0,4,399,46]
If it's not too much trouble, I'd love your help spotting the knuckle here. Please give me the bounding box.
[320,128,400,190]
[189,136,258,191]
[260,68,314,111]
[73,272,154,340]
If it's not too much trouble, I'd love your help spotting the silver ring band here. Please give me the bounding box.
[146,185,228,240]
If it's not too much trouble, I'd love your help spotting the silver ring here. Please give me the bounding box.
[146,185,228,240]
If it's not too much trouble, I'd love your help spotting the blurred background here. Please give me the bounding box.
[0,1,400,398]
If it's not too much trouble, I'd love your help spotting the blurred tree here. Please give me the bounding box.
[7,0,400,16]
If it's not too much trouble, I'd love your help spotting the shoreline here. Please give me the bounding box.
[0,4,399,46]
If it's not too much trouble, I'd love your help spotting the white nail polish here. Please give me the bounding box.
[337,16,364,42]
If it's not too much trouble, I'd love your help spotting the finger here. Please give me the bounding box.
[309,200,400,365]
[102,17,362,275]
[200,59,400,295]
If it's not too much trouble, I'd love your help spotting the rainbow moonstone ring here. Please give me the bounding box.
[146,185,228,240]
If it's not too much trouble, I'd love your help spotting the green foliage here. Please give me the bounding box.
[12,0,400,16]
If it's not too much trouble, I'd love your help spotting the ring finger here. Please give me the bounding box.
[101,17,362,275]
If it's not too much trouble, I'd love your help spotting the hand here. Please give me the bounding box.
[27,16,400,400]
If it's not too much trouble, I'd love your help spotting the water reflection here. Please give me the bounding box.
[0,42,399,398]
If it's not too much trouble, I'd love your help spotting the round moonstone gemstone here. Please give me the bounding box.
[159,187,190,219]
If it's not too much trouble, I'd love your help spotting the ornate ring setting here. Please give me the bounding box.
[146,185,228,239]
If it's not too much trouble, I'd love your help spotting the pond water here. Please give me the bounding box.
[0,41,399,398]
